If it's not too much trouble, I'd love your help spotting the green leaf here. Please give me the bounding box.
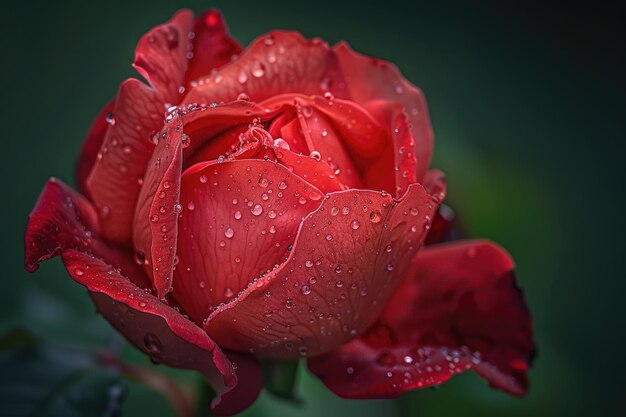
[261,359,301,403]
[0,330,127,417]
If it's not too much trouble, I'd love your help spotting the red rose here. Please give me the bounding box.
[24,9,535,415]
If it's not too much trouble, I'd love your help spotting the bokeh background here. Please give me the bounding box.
[2,0,624,416]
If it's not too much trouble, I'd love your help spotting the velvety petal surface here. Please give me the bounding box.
[308,240,535,398]
[174,159,324,323]
[204,179,444,358]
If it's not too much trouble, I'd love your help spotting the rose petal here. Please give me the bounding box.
[204,179,444,358]
[85,78,164,245]
[174,159,324,323]
[334,43,433,181]
[308,240,535,397]
[424,204,461,245]
[62,250,261,416]
[133,9,194,101]
[185,9,243,86]
[76,99,115,198]
[364,100,418,197]
[133,117,184,298]
[184,32,348,105]
[24,178,148,288]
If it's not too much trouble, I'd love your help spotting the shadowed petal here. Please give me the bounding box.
[308,240,535,398]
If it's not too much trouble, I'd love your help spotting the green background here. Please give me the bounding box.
[2,0,624,416]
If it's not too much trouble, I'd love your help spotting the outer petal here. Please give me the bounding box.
[334,43,433,181]
[174,159,324,323]
[24,178,147,289]
[204,179,445,358]
[86,11,196,245]
[184,31,348,105]
[24,179,261,415]
[308,240,535,398]
[133,9,194,102]
[185,9,243,86]
[85,79,164,245]
[75,99,115,198]
[132,116,183,299]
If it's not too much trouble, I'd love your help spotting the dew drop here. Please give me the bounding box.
[251,204,263,216]
[105,111,116,126]
[224,227,234,238]
[74,267,85,276]
[181,133,191,148]
[351,220,360,230]
[369,211,382,223]
[301,285,311,295]
[309,150,321,161]
[251,62,266,77]
[234,210,242,220]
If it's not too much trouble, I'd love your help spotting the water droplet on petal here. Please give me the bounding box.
[351,220,360,230]
[369,211,382,223]
[251,204,263,216]
[251,62,266,78]
[224,227,234,238]
[105,112,115,126]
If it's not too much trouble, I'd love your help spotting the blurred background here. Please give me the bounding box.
[1,0,624,416]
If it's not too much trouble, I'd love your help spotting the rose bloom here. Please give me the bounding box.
[24,8,535,415]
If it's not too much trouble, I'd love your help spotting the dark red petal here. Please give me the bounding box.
[364,100,418,197]
[85,78,164,245]
[334,43,433,181]
[76,99,115,198]
[424,204,462,245]
[308,240,535,398]
[133,117,184,298]
[62,250,261,415]
[174,159,324,323]
[204,179,445,358]
[24,178,148,288]
[184,31,347,105]
[133,9,194,102]
[185,9,243,86]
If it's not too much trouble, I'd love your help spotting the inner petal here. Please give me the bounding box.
[173,159,324,324]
